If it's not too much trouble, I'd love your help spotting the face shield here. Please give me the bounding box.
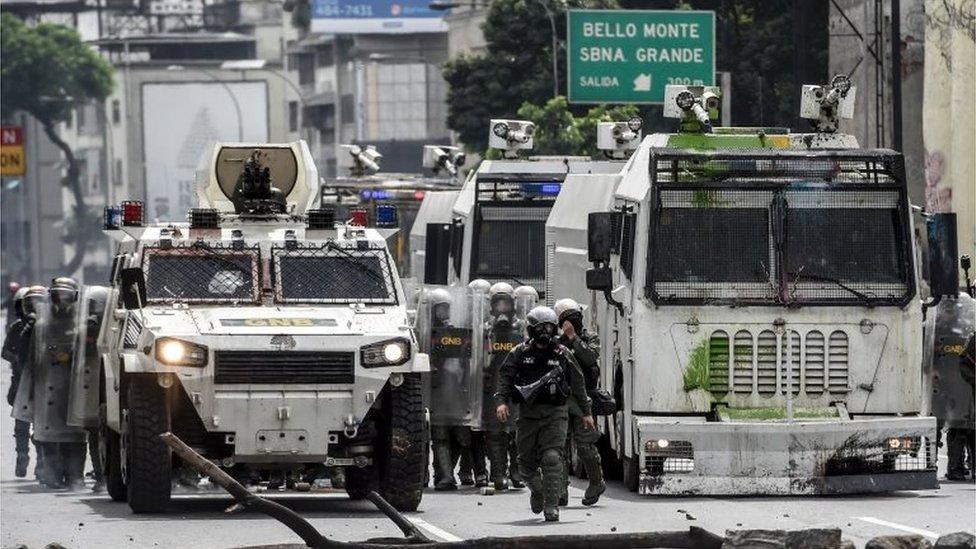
[49,286,78,314]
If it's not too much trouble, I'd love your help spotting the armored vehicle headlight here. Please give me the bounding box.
[155,338,208,367]
[361,338,410,367]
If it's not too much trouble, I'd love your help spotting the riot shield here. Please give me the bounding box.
[513,285,539,319]
[418,285,482,428]
[928,293,975,428]
[32,289,87,443]
[67,285,110,428]
[482,292,526,432]
[11,292,49,423]
[469,282,489,430]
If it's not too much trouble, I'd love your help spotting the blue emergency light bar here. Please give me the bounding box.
[375,204,399,228]
[520,182,562,197]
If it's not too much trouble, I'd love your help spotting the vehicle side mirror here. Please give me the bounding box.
[927,213,959,297]
[588,212,614,263]
[424,223,451,285]
[586,266,613,292]
[119,267,147,310]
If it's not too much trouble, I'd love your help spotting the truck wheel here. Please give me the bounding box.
[378,374,426,511]
[344,466,376,500]
[99,404,126,502]
[125,377,172,514]
[622,454,640,493]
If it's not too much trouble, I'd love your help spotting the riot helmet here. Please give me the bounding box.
[50,277,79,313]
[554,298,583,334]
[513,285,539,317]
[468,279,491,294]
[488,282,516,323]
[526,306,559,347]
[22,286,48,317]
[428,288,453,325]
[12,287,28,319]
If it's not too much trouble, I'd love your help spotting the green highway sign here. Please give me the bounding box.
[567,9,715,104]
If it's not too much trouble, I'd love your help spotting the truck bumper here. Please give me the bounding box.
[633,416,938,495]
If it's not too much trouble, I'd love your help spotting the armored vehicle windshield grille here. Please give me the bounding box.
[647,149,914,306]
[272,244,397,305]
[214,351,355,384]
[142,245,261,304]
[471,205,549,289]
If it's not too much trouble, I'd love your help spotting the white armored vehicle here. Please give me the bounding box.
[94,142,429,513]
[548,78,940,495]
[412,119,637,297]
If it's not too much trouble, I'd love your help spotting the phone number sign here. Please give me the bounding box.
[567,10,715,104]
[311,0,446,33]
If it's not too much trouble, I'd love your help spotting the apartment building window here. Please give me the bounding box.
[289,101,299,132]
[114,159,123,187]
[76,104,86,128]
[112,100,121,125]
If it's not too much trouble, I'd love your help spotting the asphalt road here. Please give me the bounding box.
[1,363,973,548]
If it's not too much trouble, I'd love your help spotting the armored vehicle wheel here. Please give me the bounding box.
[99,404,126,502]
[344,466,376,500]
[125,377,172,513]
[378,374,426,511]
[622,454,640,493]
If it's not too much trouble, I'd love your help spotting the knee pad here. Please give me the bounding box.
[541,449,562,469]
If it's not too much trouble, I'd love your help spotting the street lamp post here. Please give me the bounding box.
[429,0,560,98]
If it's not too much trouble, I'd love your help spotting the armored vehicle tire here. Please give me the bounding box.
[125,377,172,513]
[622,454,640,493]
[344,466,376,500]
[99,404,126,502]
[378,374,426,512]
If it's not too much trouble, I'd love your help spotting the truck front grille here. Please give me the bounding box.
[214,351,355,384]
[707,328,851,397]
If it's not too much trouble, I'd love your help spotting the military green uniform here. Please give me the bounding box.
[561,330,603,502]
[494,341,590,514]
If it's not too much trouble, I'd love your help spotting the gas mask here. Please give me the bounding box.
[50,287,77,315]
[528,322,557,347]
[560,311,583,336]
[490,295,515,329]
[432,303,451,326]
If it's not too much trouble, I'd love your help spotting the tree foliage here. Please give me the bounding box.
[1,13,115,274]
[516,96,639,157]
[1,14,114,126]
[443,0,616,152]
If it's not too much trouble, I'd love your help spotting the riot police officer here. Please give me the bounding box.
[482,282,523,490]
[554,298,606,506]
[495,306,593,522]
[32,278,88,489]
[11,286,49,481]
[427,288,473,491]
[3,287,32,477]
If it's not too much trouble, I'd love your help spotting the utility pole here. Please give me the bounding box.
[891,0,903,151]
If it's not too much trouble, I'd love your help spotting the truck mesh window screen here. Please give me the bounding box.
[648,150,912,306]
[473,206,549,282]
[653,153,899,185]
[143,246,260,304]
[274,245,397,304]
[651,190,774,302]
[785,190,909,303]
